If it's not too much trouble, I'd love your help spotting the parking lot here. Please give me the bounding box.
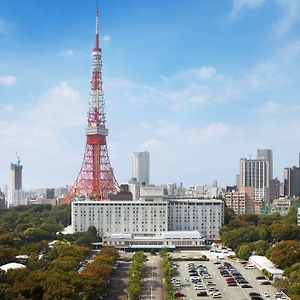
[171,254,283,300]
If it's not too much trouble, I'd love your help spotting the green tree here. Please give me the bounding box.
[0,246,18,265]
[253,240,271,256]
[224,206,236,225]
[237,244,253,260]
[220,226,260,250]
[270,223,300,242]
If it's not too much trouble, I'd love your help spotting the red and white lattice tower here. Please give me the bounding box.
[62,10,118,203]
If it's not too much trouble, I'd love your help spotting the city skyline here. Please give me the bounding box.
[1,0,300,189]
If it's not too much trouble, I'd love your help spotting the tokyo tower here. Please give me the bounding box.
[62,9,118,203]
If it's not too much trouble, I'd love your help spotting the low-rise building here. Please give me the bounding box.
[103,230,205,250]
[0,263,26,272]
[270,198,291,215]
[249,255,284,280]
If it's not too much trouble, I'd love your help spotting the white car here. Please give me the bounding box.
[212,292,222,298]
[262,292,270,298]
[274,292,283,298]
[245,264,255,269]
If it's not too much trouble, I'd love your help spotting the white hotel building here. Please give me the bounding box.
[71,188,224,244]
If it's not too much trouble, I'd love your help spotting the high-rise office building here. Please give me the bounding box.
[131,151,150,185]
[284,166,300,198]
[8,159,25,207]
[257,149,273,179]
[239,149,273,210]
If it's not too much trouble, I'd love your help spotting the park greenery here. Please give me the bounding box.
[128,251,147,300]
[221,199,300,299]
[160,248,177,300]
[0,204,119,299]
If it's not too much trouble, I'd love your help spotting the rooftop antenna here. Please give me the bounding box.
[15,152,21,165]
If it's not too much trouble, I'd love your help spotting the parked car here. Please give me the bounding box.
[260,281,272,285]
[241,284,252,288]
[174,291,185,297]
[227,282,237,286]
[212,292,222,298]
[225,277,235,281]
[256,276,266,280]
[249,292,261,297]
[262,292,270,298]
[274,292,283,298]
[245,264,255,269]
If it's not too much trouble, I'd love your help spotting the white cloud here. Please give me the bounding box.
[230,0,300,36]
[24,81,84,128]
[274,0,300,36]
[186,122,230,143]
[0,75,17,86]
[105,78,137,89]
[180,66,217,79]
[152,120,231,145]
[102,35,111,44]
[230,0,267,18]
[58,49,75,58]
[0,19,12,34]
[105,35,300,115]
[137,139,163,151]
[2,105,14,113]
[258,100,300,115]
[0,82,86,188]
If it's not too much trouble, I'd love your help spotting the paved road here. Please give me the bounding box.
[141,255,164,300]
[103,261,130,300]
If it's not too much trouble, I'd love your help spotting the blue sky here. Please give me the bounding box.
[1,0,300,189]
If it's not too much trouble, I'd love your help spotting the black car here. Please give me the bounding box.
[197,291,208,297]
[260,281,271,285]
[256,276,266,280]
[241,284,252,288]
[236,279,248,284]
[249,292,261,297]
[251,297,263,300]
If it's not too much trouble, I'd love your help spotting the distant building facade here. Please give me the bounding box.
[131,151,150,185]
[46,188,55,199]
[270,178,281,201]
[7,160,25,207]
[0,189,6,210]
[224,186,255,214]
[239,149,273,212]
[284,166,300,198]
[270,198,291,215]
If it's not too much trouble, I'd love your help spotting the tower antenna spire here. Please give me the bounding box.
[95,2,100,50]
